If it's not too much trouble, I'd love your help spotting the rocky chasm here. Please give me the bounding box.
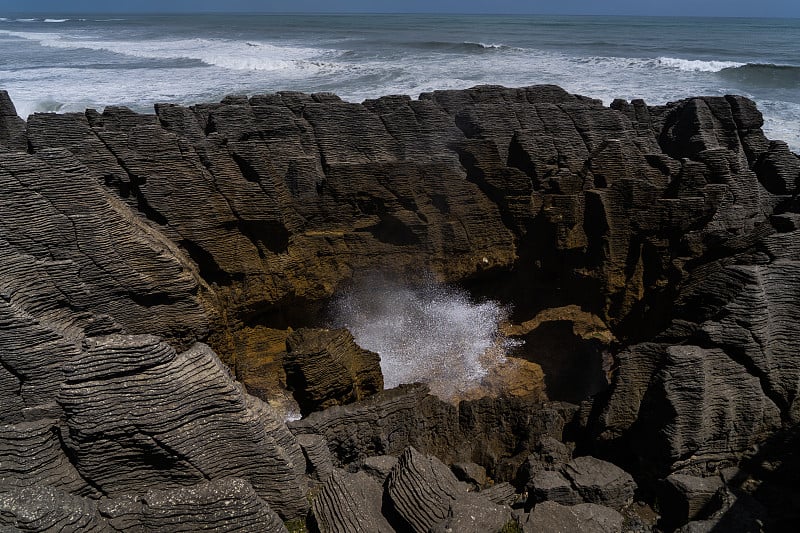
[0,85,798,532]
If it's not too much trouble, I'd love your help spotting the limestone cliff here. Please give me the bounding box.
[0,85,798,530]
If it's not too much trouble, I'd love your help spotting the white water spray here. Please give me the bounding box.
[330,273,518,400]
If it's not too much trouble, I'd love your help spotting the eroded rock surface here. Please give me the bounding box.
[283,328,383,415]
[0,85,798,530]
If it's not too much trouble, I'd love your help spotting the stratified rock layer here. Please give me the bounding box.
[283,328,383,415]
[311,469,394,533]
[59,335,307,518]
[385,446,465,533]
[0,85,798,530]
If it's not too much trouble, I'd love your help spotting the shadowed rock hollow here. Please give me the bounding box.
[0,84,798,531]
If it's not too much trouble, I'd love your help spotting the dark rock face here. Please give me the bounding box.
[283,328,383,415]
[561,456,637,510]
[0,90,27,151]
[288,383,578,481]
[0,85,798,530]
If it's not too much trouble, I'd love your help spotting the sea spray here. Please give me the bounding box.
[330,273,519,400]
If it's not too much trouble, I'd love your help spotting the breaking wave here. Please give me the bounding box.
[0,30,343,72]
[330,273,518,400]
[656,56,745,72]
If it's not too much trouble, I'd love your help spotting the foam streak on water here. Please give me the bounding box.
[330,274,513,399]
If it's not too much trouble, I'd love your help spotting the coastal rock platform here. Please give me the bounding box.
[0,85,797,531]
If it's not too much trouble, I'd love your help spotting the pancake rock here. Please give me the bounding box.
[289,383,578,481]
[283,328,383,415]
[310,469,394,533]
[58,335,308,519]
[0,84,798,530]
[385,446,466,533]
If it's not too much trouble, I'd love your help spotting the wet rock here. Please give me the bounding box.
[283,328,383,415]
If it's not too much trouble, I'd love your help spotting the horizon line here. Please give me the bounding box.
[2,11,799,19]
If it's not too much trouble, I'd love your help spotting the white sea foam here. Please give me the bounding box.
[656,56,745,72]
[466,41,514,50]
[44,19,68,23]
[0,30,341,72]
[330,274,517,399]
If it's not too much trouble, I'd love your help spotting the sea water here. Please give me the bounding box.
[0,13,797,151]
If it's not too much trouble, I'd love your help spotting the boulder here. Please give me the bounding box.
[430,492,513,533]
[283,328,383,415]
[530,470,582,506]
[360,455,399,484]
[657,474,723,528]
[0,89,27,151]
[297,433,335,482]
[385,446,465,533]
[479,482,519,506]
[0,485,109,532]
[138,478,287,533]
[0,419,94,496]
[561,456,637,510]
[524,501,624,533]
[531,456,636,511]
[517,436,573,487]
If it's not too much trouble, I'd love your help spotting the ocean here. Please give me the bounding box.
[0,13,798,151]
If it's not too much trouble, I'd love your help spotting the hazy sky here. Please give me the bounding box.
[2,0,798,18]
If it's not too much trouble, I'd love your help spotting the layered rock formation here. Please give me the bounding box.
[0,84,798,530]
[283,328,383,415]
